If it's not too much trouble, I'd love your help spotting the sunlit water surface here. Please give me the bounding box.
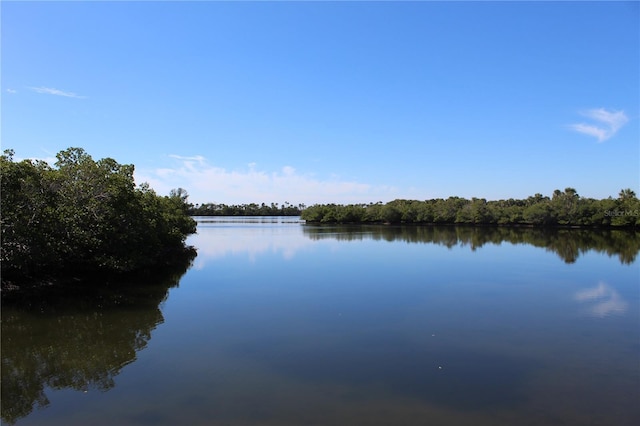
[2,217,639,425]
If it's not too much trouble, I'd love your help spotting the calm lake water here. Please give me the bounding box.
[2,217,639,426]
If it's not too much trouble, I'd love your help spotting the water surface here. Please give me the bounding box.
[2,218,639,425]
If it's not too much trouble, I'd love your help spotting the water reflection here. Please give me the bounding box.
[232,330,537,412]
[190,219,640,266]
[190,217,314,268]
[303,225,640,264]
[575,282,628,317]
[3,220,638,426]
[0,258,193,425]
[193,216,304,225]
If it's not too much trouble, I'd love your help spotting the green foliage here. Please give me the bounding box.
[1,148,196,285]
[188,201,304,216]
[301,189,640,228]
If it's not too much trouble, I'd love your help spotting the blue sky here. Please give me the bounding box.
[2,1,638,205]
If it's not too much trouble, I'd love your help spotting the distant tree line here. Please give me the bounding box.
[1,148,197,288]
[189,202,304,216]
[301,188,640,227]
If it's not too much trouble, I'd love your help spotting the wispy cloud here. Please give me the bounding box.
[574,281,628,317]
[135,155,403,205]
[29,86,86,99]
[167,154,207,172]
[569,108,628,142]
[168,154,207,162]
[6,89,17,94]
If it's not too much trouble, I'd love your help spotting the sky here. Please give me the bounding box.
[2,1,639,205]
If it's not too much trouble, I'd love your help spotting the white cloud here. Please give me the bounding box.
[569,108,628,142]
[574,282,628,317]
[169,154,206,162]
[28,86,86,99]
[134,155,403,205]
[6,89,17,94]
[168,154,206,172]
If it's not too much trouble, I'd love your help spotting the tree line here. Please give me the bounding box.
[188,202,304,216]
[1,148,197,288]
[300,188,640,227]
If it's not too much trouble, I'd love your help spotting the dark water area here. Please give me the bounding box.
[2,218,639,425]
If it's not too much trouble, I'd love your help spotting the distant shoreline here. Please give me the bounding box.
[298,190,640,228]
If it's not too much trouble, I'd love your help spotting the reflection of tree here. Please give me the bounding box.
[0,255,193,425]
[302,225,640,264]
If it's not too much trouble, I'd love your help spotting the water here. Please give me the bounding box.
[2,217,639,425]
